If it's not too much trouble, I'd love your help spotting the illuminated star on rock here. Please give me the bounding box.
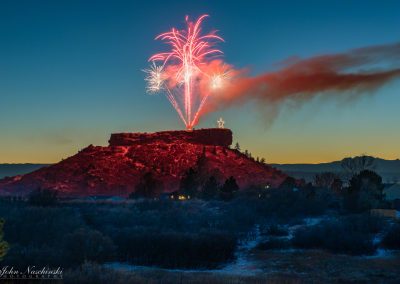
[217,117,225,128]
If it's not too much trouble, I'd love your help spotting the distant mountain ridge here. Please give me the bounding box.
[0,164,50,179]
[272,157,400,183]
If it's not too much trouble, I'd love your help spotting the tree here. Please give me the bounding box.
[201,176,220,200]
[179,168,200,197]
[279,177,297,191]
[260,157,266,164]
[196,148,208,179]
[234,142,241,152]
[220,176,239,200]
[331,178,343,194]
[130,172,162,198]
[244,150,249,157]
[314,172,339,188]
[0,219,8,261]
[341,155,376,177]
[344,170,384,212]
[28,188,58,207]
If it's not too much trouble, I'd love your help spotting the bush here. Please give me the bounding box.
[114,229,237,269]
[264,224,288,237]
[381,223,400,249]
[292,216,376,255]
[64,228,116,267]
[256,238,290,250]
[3,244,63,269]
[3,207,83,246]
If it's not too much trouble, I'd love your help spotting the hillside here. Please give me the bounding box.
[0,129,287,197]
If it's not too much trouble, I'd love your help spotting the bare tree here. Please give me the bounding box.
[314,172,338,188]
[341,155,376,177]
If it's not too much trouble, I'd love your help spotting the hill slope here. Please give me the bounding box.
[0,129,287,196]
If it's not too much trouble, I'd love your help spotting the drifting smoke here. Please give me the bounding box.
[204,42,400,124]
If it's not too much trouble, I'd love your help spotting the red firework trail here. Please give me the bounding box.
[145,15,228,130]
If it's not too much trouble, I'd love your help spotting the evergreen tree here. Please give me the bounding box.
[0,219,8,261]
[130,172,162,198]
[220,176,239,200]
[260,157,266,164]
[234,142,241,151]
[201,176,219,200]
[196,148,209,184]
[179,168,200,197]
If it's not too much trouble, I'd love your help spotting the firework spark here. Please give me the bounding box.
[145,15,229,129]
[143,62,165,93]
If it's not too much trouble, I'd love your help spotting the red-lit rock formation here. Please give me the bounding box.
[109,128,233,147]
[0,129,287,197]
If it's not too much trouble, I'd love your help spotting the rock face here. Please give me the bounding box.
[109,128,233,147]
[0,128,287,197]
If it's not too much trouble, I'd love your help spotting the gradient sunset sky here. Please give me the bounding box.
[0,0,399,164]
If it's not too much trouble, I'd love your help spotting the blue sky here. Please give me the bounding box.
[0,0,399,163]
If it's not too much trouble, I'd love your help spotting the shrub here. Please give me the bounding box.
[4,207,83,246]
[256,238,290,250]
[3,244,62,269]
[0,219,8,260]
[114,229,237,269]
[292,217,376,255]
[64,228,116,267]
[381,223,400,249]
[264,224,288,237]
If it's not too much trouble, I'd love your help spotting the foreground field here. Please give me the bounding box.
[63,250,400,284]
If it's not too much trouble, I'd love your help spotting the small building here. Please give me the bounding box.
[168,191,191,201]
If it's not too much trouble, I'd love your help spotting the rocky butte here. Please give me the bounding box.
[0,129,287,197]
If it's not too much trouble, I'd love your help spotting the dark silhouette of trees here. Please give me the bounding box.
[260,157,266,164]
[331,178,343,194]
[196,148,208,183]
[130,172,162,198]
[179,168,200,197]
[279,177,297,191]
[234,142,241,151]
[220,176,239,200]
[201,176,220,200]
[28,188,58,207]
[344,170,385,212]
[314,172,341,189]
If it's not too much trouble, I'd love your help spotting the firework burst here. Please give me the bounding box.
[145,15,231,130]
